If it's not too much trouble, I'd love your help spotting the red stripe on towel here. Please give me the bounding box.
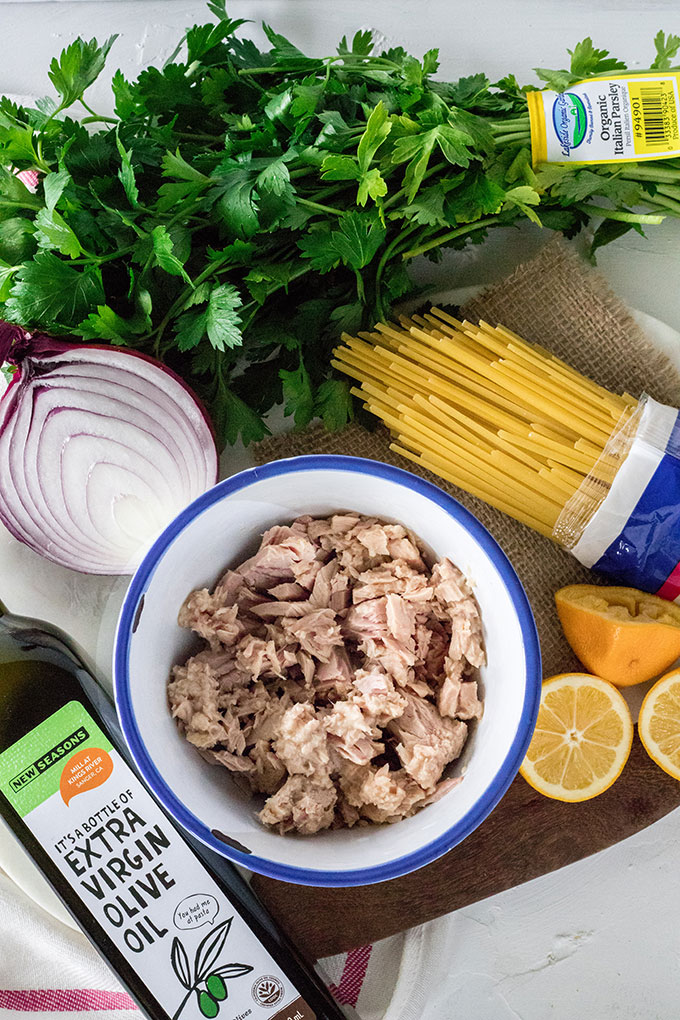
[14,169,40,191]
[0,989,138,1011]
[327,944,373,1008]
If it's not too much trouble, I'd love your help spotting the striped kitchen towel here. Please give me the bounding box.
[0,867,415,1020]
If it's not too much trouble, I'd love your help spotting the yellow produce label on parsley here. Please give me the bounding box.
[527,73,680,164]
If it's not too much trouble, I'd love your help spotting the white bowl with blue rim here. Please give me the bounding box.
[114,455,541,887]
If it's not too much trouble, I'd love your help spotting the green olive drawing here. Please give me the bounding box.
[206,976,227,1002]
[197,990,219,1018]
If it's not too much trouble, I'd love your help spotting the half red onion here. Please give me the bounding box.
[0,324,218,575]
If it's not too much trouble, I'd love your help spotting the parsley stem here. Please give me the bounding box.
[382,161,448,211]
[656,183,680,201]
[0,198,42,211]
[374,222,422,316]
[289,167,316,180]
[588,65,680,79]
[493,132,531,145]
[620,166,680,183]
[70,245,135,266]
[641,193,680,216]
[489,117,530,133]
[236,54,404,78]
[174,131,224,142]
[237,65,307,76]
[578,203,665,224]
[297,197,345,216]
[80,99,117,125]
[400,216,501,259]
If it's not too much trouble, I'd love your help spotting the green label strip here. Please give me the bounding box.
[0,701,113,817]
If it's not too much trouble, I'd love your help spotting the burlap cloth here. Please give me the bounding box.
[254,236,680,676]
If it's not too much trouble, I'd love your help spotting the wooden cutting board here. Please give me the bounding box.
[252,738,680,959]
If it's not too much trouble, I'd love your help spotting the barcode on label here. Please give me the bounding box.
[629,77,680,155]
[639,85,667,146]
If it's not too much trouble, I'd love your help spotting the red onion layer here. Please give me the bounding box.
[0,330,218,575]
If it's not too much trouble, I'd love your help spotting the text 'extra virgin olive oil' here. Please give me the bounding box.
[0,601,345,1020]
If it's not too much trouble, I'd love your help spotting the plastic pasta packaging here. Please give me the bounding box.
[554,395,680,600]
[332,309,680,602]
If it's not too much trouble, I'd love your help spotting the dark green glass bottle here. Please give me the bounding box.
[0,601,344,1020]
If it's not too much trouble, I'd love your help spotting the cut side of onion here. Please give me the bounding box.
[0,337,219,575]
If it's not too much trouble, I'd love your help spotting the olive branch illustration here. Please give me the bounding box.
[170,918,253,1019]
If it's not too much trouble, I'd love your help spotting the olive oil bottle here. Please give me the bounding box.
[0,601,345,1020]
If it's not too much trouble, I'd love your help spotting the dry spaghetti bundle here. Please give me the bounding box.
[333,309,680,601]
[332,307,635,537]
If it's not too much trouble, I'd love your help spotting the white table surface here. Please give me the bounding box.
[2,2,680,1017]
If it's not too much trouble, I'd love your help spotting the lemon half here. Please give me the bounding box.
[520,673,633,802]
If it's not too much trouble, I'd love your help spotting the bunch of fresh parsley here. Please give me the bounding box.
[0,5,678,444]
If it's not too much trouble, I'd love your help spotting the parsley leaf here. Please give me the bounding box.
[175,283,243,352]
[48,36,118,110]
[0,217,36,263]
[447,73,490,109]
[212,161,260,238]
[651,30,680,70]
[321,154,360,183]
[205,283,243,351]
[549,169,641,206]
[503,185,542,225]
[256,157,291,197]
[536,37,625,91]
[111,70,137,119]
[280,354,314,426]
[0,124,40,166]
[5,252,104,328]
[330,211,386,270]
[337,30,374,56]
[334,213,385,269]
[0,258,18,301]
[43,170,71,213]
[590,218,640,256]
[150,224,192,284]
[215,385,270,446]
[175,307,207,352]
[314,377,354,430]
[533,66,576,92]
[392,122,476,200]
[568,38,626,79]
[77,304,144,344]
[34,208,82,258]
[446,175,505,223]
[297,227,341,272]
[357,168,388,206]
[116,132,139,208]
[357,101,391,172]
[185,21,240,64]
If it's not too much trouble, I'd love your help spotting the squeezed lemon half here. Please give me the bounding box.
[555,584,680,687]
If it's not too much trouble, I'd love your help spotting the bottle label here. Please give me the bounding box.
[527,72,680,163]
[0,702,315,1020]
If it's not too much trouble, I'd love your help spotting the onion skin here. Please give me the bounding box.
[0,321,70,363]
[0,322,219,575]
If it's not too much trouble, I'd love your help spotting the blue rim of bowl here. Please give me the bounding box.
[114,454,541,888]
